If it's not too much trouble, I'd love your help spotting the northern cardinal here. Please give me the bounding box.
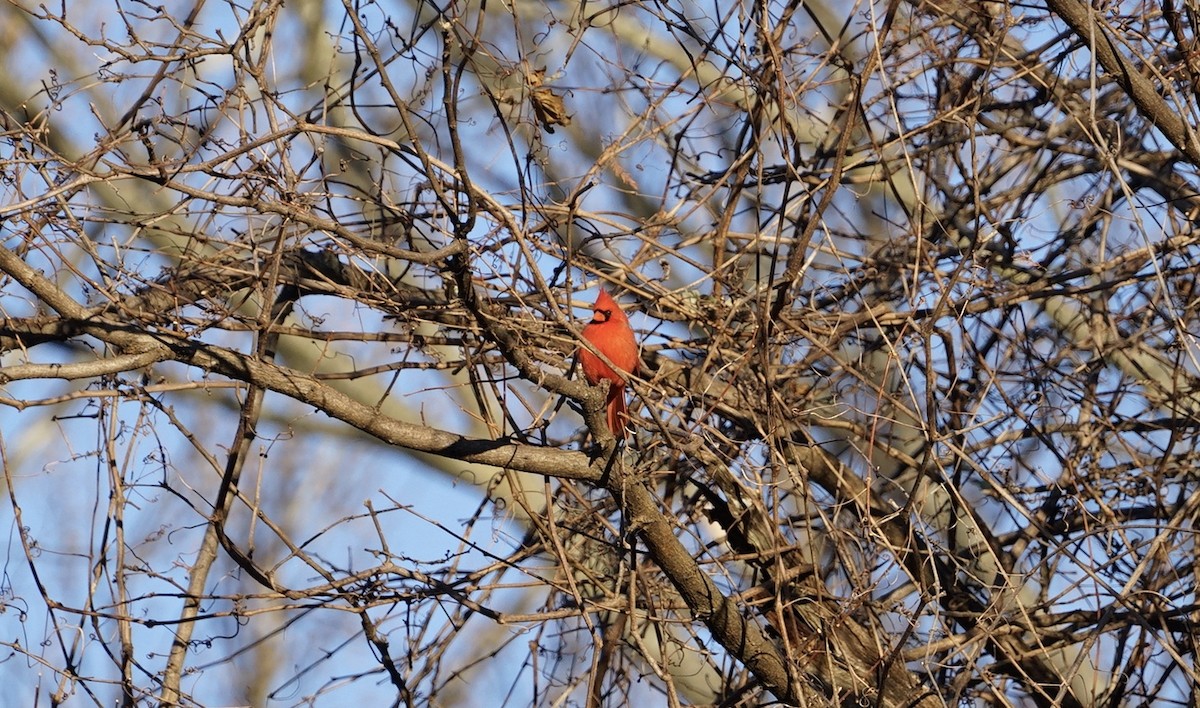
[579,289,639,440]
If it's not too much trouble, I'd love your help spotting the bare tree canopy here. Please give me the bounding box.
[3,0,1200,705]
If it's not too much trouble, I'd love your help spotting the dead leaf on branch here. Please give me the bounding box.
[527,66,571,134]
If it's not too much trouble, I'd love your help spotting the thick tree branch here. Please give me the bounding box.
[1044,0,1200,164]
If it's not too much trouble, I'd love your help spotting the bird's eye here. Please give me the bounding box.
[594,309,611,321]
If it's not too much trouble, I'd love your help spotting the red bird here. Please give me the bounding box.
[579,289,639,440]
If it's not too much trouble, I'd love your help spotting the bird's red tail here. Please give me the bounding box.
[606,385,628,439]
